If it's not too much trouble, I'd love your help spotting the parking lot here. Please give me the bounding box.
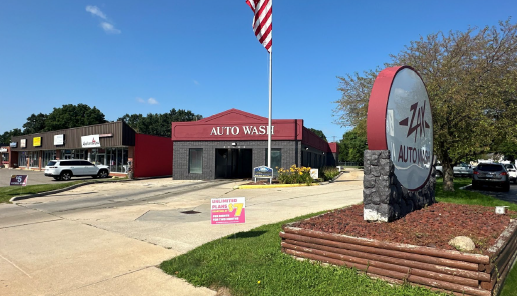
[0,168,100,187]
[469,182,517,203]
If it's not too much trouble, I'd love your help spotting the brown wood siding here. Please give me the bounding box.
[10,122,136,151]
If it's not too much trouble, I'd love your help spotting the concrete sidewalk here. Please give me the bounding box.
[0,169,364,296]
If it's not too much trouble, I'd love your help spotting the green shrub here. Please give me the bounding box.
[321,166,340,181]
[277,165,313,185]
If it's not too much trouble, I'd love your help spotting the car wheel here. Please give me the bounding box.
[472,181,479,190]
[504,182,510,192]
[60,171,72,181]
[98,169,108,178]
[513,179,517,184]
[436,170,443,178]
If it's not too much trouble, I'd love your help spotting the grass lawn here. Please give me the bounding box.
[162,178,517,295]
[0,177,127,203]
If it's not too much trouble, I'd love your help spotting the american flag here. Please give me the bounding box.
[246,0,272,52]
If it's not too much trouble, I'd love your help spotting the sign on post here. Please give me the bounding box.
[10,175,28,186]
[211,197,246,224]
[253,166,273,184]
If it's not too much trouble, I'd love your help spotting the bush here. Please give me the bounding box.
[277,165,313,185]
[321,166,340,181]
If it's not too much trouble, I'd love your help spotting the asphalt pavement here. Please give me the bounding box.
[468,182,517,204]
[0,170,365,296]
[0,167,99,187]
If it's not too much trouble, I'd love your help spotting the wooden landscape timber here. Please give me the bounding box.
[280,219,517,296]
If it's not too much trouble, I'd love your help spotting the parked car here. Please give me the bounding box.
[504,164,517,184]
[44,159,110,181]
[435,163,473,178]
[472,163,510,192]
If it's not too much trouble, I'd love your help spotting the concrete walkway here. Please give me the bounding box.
[0,169,364,296]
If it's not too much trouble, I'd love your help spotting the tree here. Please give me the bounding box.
[45,104,107,131]
[339,128,367,164]
[118,108,202,138]
[23,113,47,134]
[0,128,23,144]
[496,139,517,162]
[308,128,327,142]
[334,19,517,191]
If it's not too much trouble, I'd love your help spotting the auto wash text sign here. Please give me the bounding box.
[367,66,433,190]
[211,197,245,224]
[210,125,274,136]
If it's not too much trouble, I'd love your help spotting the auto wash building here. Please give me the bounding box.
[171,109,338,180]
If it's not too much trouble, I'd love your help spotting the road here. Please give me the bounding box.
[0,170,364,296]
[469,183,517,204]
[0,168,100,187]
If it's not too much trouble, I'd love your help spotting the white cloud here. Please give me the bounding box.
[100,22,121,34]
[86,5,121,34]
[86,6,107,19]
[136,97,159,105]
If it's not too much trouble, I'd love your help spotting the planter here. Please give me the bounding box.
[280,219,517,296]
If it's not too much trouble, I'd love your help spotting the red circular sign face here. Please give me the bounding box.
[367,66,433,190]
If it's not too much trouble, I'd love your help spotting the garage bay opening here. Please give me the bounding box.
[215,149,252,179]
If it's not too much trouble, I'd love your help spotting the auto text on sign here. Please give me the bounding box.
[211,197,245,224]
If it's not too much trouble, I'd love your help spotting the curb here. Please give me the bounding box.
[238,183,320,189]
[9,178,133,202]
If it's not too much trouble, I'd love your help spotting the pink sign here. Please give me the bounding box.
[211,197,246,224]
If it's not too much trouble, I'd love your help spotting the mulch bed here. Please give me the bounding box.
[292,203,517,255]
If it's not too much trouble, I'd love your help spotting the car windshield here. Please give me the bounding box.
[477,164,504,172]
[505,164,515,169]
[47,161,57,166]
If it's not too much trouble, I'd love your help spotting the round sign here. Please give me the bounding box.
[367,66,433,190]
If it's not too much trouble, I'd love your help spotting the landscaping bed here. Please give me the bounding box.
[281,203,517,296]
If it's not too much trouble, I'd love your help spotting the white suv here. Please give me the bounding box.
[44,159,110,181]
[504,164,517,184]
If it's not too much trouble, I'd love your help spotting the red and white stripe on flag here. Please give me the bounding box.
[246,0,272,52]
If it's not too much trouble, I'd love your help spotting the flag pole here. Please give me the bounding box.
[267,48,272,169]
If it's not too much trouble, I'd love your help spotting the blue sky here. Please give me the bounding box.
[0,1,515,142]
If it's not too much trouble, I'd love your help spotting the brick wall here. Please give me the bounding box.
[173,140,303,180]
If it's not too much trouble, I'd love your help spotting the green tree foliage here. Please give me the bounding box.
[118,108,202,137]
[22,113,47,134]
[308,128,327,142]
[496,139,517,162]
[339,128,367,163]
[0,128,23,145]
[334,19,517,191]
[45,104,107,131]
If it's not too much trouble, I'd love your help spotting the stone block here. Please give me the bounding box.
[379,158,391,175]
[370,165,381,177]
[372,192,381,205]
[363,175,376,188]
[364,164,371,175]
[380,150,391,159]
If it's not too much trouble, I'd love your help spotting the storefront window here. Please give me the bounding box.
[92,147,128,173]
[43,150,56,167]
[18,152,27,167]
[265,148,281,176]
[189,148,203,174]
[1,153,8,162]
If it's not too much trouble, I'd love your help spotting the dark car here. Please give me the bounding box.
[472,163,510,192]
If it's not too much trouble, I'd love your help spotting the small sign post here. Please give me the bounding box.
[10,175,28,196]
[253,166,273,184]
[211,197,246,225]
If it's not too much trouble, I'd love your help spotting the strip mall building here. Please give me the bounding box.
[6,109,337,180]
[8,121,172,178]
[171,109,338,180]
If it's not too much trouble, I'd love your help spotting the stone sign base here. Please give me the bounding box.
[363,150,436,222]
